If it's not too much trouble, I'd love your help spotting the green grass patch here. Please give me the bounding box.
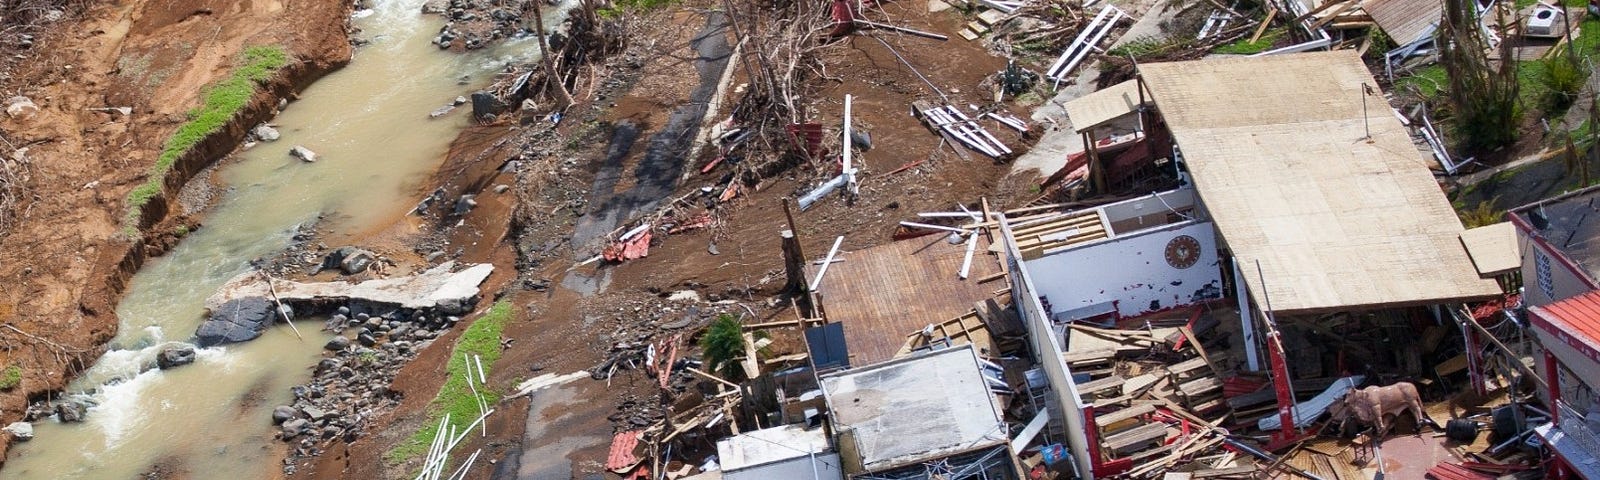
[123,45,289,233]
[0,365,20,391]
[1397,64,1449,99]
[1213,28,1285,55]
[599,0,676,17]
[385,301,512,465]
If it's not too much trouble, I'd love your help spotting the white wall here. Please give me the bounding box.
[1023,221,1223,320]
[1003,221,1096,480]
[1520,232,1595,307]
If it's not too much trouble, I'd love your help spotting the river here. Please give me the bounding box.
[2,0,552,477]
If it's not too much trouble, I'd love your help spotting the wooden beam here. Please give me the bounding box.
[1249,7,1278,43]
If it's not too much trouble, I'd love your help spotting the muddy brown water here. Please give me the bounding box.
[1,1,566,477]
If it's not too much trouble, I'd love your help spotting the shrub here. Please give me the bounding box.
[1539,55,1586,112]
[0,366,21,391]
[700,313,745,381]
[1459,198,1503,228]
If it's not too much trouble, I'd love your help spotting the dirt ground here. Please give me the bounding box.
[0,0,351,461]
[1,0,1046,476]
[299,0,1044,478]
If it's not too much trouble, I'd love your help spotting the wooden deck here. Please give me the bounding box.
[810,234,1004,366]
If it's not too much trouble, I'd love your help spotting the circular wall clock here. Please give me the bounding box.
[1165,235,1201,269]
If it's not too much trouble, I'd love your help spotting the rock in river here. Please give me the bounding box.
[272,405,297,424]
[54,401,87,423]
[195,297,274,347]
[4,422,32,441]
[156,344,197,369]
[281,418,310,438]
[324,335,351,351]
[253,124,280,141]
[289,145,318,162]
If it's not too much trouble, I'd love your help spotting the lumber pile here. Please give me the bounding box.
[911,101,1013,159]
[1061,315,1243,477]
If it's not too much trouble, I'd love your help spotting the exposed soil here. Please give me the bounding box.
[296,0,1042,478]
[0,0,352,462]
[3,0,1045,476]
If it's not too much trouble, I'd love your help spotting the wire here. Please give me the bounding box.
[867,34,948,104]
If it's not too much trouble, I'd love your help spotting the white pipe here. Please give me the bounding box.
[843,94,858,195]
[919,211,983,218]
[959,232,978,279]
[899,221,971,234]
[809,236,845,292]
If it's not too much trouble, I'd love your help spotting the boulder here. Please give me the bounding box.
[5,96,38,119]
[302,406,328,421]
[324,335,351,351]
[253,124,281,142]
[281,418,310,438]
[322,246,377,275]
[4,422,32,441]
[195,297,275,347]
[470,92,506,118]
[289,145,318,162]
[156,344,197,369]
[272,405,297,424]
[54,401,87,423]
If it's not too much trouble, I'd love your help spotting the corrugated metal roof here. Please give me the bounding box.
[1534,290,1600,349]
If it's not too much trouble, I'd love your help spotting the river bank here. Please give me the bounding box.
[0,0,353,464]
[0,0,1038,476]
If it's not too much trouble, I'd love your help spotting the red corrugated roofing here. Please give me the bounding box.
[1533,290,1600,352]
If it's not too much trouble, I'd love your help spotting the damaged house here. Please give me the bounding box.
[1003,50,1505,478]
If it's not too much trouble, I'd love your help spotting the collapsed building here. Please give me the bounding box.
[627,50,1599,480]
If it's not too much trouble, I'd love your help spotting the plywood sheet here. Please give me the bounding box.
[810,235,1004,366]
[1138,51,1501,313]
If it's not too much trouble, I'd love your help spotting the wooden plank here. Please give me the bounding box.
[1094,394,1132,409]
[1104,423,1168,451]
[1077,375,1127,395]
[1167,357,1210,377]
[1181,326,1222,377]
[1179,376,1223,398]
[1249,7,1278,43]
[1062,347,1116,364]
[1094,403,1156,427]
[1193,465,1257,478]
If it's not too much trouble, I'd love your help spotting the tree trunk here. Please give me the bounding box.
[528,1,575,108]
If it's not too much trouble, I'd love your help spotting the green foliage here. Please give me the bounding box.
[386,301,512,465]
[700,313,745,381]
[1107,36,1196,59]
[1458,198,1503,228]
[1537,55,1586,112]
[598,0,675,17]
[1397,65,1449,99]
[1439,0,1521,154]
[0,366,20,391]
[123,45,289,231]
[1213,29,1285,55]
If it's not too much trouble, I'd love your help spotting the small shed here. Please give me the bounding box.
[820,345,1015,477]
[716,424,844,480]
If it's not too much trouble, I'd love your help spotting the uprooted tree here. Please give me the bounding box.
[1438,0,1520,154]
